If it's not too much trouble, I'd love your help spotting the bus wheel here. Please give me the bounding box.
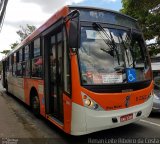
[31,95,40,116]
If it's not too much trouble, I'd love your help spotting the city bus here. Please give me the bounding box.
[1,6,153,135]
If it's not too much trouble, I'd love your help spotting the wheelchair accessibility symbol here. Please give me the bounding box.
[126,68,136,83]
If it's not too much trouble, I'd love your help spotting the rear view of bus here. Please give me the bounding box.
[69,7,153,135]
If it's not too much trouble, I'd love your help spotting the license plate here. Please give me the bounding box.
[120,113,133,122]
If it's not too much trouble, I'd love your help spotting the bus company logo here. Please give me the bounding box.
[125,95,130,108]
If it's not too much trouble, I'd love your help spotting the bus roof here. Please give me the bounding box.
[3,5,137,60]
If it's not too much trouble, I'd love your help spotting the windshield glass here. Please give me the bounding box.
[79,26,151,85]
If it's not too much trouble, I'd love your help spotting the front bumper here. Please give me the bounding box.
[71,96,153,135]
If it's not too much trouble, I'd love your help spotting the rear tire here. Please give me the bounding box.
[31,95,40,116]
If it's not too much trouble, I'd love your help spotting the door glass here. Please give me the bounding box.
[64,29,71,94]
[50,35,57,113]
[48,29,64,122]
[57,32,63,118]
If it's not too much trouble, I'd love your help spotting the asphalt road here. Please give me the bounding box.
[0,82,160,144]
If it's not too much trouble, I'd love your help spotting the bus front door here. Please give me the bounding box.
[44,28,64,123]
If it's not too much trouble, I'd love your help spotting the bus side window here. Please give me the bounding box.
[9,56,12,72]
[12,53,16,76]
[6,57,9,72]
[16,49,23,77]
[32,38,43,78]
[23,45,30,77]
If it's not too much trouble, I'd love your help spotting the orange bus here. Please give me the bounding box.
[2,6,153,135]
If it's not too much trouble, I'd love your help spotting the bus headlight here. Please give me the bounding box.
[84,99,93,106]
[81,92,104,111]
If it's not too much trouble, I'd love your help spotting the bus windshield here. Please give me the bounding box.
[78,25,151,85]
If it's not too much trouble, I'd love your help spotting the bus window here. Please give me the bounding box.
[19,49,23,62]
[6,57,9,72]
[17,50,22,77]
[23,45,31,77]
[12,53,16,76]
[33,38,41,57]
[24,45,29,61]
[17,63,22,76]
[12,64,16,76]
[26,61,30,77]
[9,56,12,72]
[32,38,43,78]
[32,57,43,77]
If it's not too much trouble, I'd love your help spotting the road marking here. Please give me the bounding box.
[140,119,160,127]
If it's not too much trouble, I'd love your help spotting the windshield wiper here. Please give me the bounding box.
[92,22,120,65]
[92,23,112,49]
[119,31,136,68]
[119,33,130,66]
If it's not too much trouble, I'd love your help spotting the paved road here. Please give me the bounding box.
[0,83,160,144]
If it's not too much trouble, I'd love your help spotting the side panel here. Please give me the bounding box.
[7,74,25,102]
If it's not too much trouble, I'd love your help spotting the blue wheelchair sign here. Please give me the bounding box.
[126,68,136,83]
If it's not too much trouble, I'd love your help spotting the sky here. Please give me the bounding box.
[0,0,122,60]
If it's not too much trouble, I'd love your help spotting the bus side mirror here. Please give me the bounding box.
[64,10,80,53]
[69,20,79,52]
[64,9,80,23]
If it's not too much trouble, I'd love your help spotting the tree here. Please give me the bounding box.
[1,24,36,55]
[10,41,19,49]
[121,0,160,42]
[0,50,10,55]
[16,24,36,42]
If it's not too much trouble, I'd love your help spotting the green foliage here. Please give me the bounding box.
[0,50,10,55]
[121,0,160,57]
[148,43,160,57]
[10,41,19,49]
[16,24,36,42]
[1,24,36,56]
[121,0,160,41]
